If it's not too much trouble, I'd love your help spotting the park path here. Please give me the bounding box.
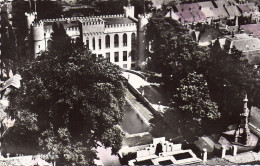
[125,89,154,125]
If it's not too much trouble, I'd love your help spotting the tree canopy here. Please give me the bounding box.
[146,15,260,139]
[3,23,126,165]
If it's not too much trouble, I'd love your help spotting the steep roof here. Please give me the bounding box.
[211,6,229,19]
[180,11,194,23]
[240,24,260,38]
[175,3,199,12]
[246,2,258,11]
[214,0,230,8]
[225,6,241,18]
[197,1,215,9]
[237,4,250,13]
[201,7,215,18]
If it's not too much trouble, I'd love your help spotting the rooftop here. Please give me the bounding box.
[44,20,80,30]
[214,0,230,8]
[225,6,241,18]
[175,3,200,12]
[240,24,260,38]
[102,17,136,25]
[197,1,215,9]
[211,6,229,19]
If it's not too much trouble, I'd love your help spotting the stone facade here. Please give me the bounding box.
[26,5,149,70]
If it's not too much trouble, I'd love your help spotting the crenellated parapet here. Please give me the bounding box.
[66,27,80,32]
[81,20,105,26]
[31,20,44,27]
[83,32,104,36]
[25,12,37,17]
[105,23,136,29]
[41,14,125,23]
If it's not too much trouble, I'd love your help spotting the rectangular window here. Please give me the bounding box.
[86,40,89,50]
[106,53,110,62]
[99,39,101,49]
[38,45,40,49]
[93,38,95,50]
[123,51,127,61]
[98,54,103,59]
[123,64,127,68]
[131,64,135,68]
[114,52,119,62]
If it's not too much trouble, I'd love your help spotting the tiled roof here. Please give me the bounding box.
[237,4,250,13]
[225,6,241,18]
[241,24,260,38]
[103,17,136,25]
[246,2,258,11]
[197,10,206,20]
[197,1,215,9]
[180,11,194,23]
[211,6,229,19]
[229,36,260,52]
[201,7,215,18]
[175,3,200,12]
[214,0,230,8]
[250,107,260,129]
[44,20,80,30]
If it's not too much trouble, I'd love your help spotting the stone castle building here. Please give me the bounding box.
[25,5,149,70]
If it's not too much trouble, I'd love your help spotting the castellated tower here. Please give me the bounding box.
[124,5,135,18]
[137,15,149,69]
[25,12,37,30]
[31,21,45,56]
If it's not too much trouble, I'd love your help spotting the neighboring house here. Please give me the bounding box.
[197,1,215,9]
[26,5,149,70]
[119,137,202,165]
[225,5,241,19]
[220,33,260,64]
[240,24,260,38]
[211,6,229,19]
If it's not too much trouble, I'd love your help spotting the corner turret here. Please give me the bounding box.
[124,5,135,18]
[25,12,37,30]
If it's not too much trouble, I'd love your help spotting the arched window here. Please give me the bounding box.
[105,35,110,48]
[93,37,95,50]
[114,34,119,47]
[123,33,127,46]
[131,33,136,47]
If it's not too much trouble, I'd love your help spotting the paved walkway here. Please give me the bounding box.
[122,72,150,89]
[125,89,153,125]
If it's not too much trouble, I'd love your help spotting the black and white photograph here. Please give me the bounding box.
[1,0,260,165]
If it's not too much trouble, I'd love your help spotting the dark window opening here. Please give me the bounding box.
[93,37,95,50]
[114,52,119,62]
[123,51,127,61]
[105,35,110,48]
[98,54,103,59]
[131,33,136,47]
[99,38,101,49]
[123,33,127,46]
[106,53,110,62]
[86,39,89,50]
[114,34,119,47]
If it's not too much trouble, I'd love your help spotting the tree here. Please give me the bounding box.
[204,40,259,121]
[146,16,209,89]
[3,24,126,165]
[164,72,220,140]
